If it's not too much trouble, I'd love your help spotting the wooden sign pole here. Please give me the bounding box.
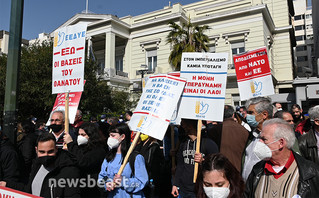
[193,120,202,183]
[63,92,70,150]
[64,92,70,134]
[117,131,141,175]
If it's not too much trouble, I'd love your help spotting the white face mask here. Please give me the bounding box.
[253,139,280,160]
[203,186,230,198]
[77,135,88,146]
[107,137,121,149]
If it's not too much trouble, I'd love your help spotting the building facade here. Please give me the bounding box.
[292,0,314,77]
[47,0,296,106]
[0,30,29,55]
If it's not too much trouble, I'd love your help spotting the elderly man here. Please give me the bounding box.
[298,105,319,165]
[49,110,76,149]
[245,118,319,197]
[241,97,273,180]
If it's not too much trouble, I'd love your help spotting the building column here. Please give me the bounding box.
[87,36,92,58]
[104,32,115,75]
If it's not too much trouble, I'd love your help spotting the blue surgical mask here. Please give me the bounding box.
[246,114,259,128]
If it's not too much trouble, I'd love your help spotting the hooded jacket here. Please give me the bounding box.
[173,137,218,193]
[244,152,319,198]
[6,149,80,198]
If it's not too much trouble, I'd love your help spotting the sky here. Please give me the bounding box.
[0,0,199,40]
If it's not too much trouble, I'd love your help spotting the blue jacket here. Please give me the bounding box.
[99,153,148,198]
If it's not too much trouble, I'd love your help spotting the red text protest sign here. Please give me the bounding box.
[52,24,87,94]
[178,52,228,122]
[0,186,42,198]
[233,47,274,100]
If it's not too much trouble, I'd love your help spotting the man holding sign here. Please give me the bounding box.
[171,119,218,197]
[171,52,227,197]
[48,110,76,149]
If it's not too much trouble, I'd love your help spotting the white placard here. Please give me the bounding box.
[178,52,228,122]
[52,24,87,94]
[233,47,274,100]
[0,186,41,198]
[129,74,186,140]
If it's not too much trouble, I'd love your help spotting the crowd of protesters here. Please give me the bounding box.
[0,97,319,197]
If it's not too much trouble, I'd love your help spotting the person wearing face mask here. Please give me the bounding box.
[172,119,219,198]
[241,97,273,181]
[196,153,245,198]
[244,118,319,198]
[98,123,148,197]
[64,122,106,197]
[48,110,76,149]
[0,133,81,197]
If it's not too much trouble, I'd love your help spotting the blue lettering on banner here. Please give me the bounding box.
[146,89,153,93]
[65,31,86,41]
[143,100,147,104]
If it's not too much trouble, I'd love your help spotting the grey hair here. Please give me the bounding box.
[308,105,319,121]
[245,97,273,118]
[263,118,296,149]
[50,110,65,122]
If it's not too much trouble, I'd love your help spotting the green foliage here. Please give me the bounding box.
[0,40,135,122]
[110,90,138,115]
[166,19,210,70]
[18,41,54,120]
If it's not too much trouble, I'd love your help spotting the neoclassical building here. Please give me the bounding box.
[50,0,295,106]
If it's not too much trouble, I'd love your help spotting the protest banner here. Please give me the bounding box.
[52,23,87,94]
[178,52,228,183]
[178,52,228,122]
[0,186,41,198]
[168,71,181,125]
[52,24,86,138]
[129,74,186,140]
[233,47,274,101]
[49,90,83,125]
[117,74,186,176]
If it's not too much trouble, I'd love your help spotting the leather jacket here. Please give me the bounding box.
[298,128,319,165]
[244,152,319,198]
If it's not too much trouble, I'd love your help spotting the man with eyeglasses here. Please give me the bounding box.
[49,110,76,149]
[241,97,273,181]
[298,105,319,165]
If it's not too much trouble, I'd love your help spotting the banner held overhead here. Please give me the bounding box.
[52,23,87,94]
[233,47,274,101]
[178,52,228,122]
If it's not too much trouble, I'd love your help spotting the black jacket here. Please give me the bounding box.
[6,149,80,198]
[298,128,319,165]
[244,152,319,198]
[173,137,218,193]
[67,141,106,198]
[0,139,20,182]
